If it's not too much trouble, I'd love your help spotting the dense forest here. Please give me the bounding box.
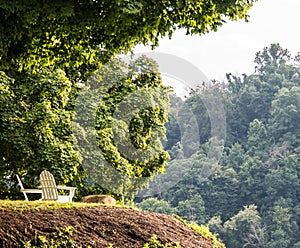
[136,43,300,248]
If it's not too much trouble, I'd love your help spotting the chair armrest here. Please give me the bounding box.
[56,186,76,190]
[56,186,76,200]
[38,185,76,190]
[21,189,43,194]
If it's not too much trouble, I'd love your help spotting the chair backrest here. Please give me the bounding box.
[40,170,58,201]
[16,175,28,201]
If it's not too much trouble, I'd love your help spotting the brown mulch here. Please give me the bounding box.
[0,206,214,248]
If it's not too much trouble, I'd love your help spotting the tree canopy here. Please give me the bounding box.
[0,0,255,74]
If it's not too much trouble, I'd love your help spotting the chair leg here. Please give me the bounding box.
[17,175,29,201]
[22,192,29,201]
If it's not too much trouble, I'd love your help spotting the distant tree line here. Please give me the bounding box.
[136,44,300,248]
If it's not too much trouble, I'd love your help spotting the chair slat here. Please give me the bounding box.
[40,170,59,201]
[39,170,75,202]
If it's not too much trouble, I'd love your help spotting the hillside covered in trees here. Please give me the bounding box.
[136,44,300,248]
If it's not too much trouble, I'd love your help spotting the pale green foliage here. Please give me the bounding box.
[23,226,86,248]
[224,205,261,231]
[73,56,170,201]
[185,221,225,248]
[0,200,121,211]
[143,234,180,248]
[177,217,225,248]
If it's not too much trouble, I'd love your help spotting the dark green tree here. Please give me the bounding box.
[136,197,175,215]
[223,205,265,248]
[266,199,295,248]
[176,194,207,224]
[269,86,300,147]
[246,119,269,158]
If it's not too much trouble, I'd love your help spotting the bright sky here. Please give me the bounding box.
[134,0,300,82]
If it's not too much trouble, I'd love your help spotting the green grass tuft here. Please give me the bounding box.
[0,199,135,212]
[172,215,225,248]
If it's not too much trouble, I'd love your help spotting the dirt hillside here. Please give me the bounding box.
[0,205,217,247]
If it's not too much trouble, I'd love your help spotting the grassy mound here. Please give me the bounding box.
[0,200,225,248]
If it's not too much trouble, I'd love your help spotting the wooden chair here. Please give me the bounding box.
[39,170,76,202]
[16,175,42,201]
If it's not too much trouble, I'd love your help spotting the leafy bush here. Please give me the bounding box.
[143,234,180,248]
[173,215,225,248]
[23,226,90,248]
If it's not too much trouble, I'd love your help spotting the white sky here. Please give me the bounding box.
[134,0,300,82]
